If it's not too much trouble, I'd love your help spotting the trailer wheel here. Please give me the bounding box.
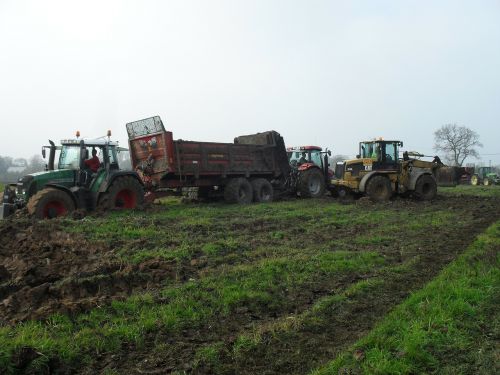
[224,178,253,204]
[365,175,392,202]
[251,178,274,203]
[101,176,144,209]
[414,174,437,200]
[28,188,75,219]
[298,168,325,198]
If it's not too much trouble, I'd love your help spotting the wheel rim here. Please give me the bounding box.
[308,175,321,194]
[471,176,478,185]
[338,188,347,198]
[238,187,248,200]
[421,182,431,195]
[484,179,490,186]
[375,183,385,196]
[261,186,272,201]
[115,189,137,208]
[43,200,67,218]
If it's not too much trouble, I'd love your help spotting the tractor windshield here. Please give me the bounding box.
[58,145,80,169]
[288,149,323,167]
[309,150,322,166]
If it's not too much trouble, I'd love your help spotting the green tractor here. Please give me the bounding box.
[1,134,144,219]
[471,166,499,186]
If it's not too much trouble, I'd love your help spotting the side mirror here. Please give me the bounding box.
[42,148,46,158]
[327,150,332,156]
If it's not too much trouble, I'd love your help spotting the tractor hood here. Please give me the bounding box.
[20,169,77,194]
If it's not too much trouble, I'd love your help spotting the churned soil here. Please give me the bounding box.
[0,220,182,325]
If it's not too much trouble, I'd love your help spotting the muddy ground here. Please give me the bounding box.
[1,193,499,374]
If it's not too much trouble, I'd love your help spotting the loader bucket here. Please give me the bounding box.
[435,167,459,187]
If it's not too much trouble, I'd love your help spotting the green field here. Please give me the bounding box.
[0,185,499,374]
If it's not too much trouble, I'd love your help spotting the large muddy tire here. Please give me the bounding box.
[298,168,325,198]
[224,178,253,204]
[100,176,144,209]
[471,175,479,185]
[365,175,392,202]
[414,174,437,200]
[251,178,274,203]
[27,188,75,219]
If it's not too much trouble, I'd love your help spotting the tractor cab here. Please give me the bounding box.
[287,146,325,168]
[358,140,402,171]
[58,140,120,172]
[46,137,122,188]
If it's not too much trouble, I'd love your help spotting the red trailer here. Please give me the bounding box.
[126,116,291,203]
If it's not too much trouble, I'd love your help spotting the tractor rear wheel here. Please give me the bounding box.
[251,178,274,203]
[483,177,491,186]
[100,176,144,209]
[471,175,479,185]
[224,178,253,204]
[365,175,392,202]
[414,174,437,200]
[28,188,75,219]
[298,168,325,198]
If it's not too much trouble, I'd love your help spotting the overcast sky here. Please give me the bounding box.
[1,0,499,164]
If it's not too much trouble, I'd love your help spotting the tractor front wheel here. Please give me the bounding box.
[365,175,392,202]
[28,188,75,219]
[483,177,491,186]
[471,175,479,185]
[298,168,326,198]
[414,174,437,200]
[100,176,144,209]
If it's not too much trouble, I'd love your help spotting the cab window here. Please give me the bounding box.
[310,151,322,166]
[384,143,397,162]
[360,142,375,159]
[59,145,80,169]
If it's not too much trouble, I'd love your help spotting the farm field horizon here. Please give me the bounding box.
[0,186,499,374]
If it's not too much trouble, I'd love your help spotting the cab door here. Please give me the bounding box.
[374,142,398,171]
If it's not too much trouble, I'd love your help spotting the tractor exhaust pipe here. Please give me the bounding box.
[48,140,56,170]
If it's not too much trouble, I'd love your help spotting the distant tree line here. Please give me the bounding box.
[0,155,46,183]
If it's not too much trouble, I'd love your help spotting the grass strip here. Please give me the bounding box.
[312,221,500,375]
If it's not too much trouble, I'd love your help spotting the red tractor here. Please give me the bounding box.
[287,146,332,198]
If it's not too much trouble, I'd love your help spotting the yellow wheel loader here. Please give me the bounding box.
[330,140,441,202]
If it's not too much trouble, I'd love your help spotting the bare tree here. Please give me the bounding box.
[433,124,482,166]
